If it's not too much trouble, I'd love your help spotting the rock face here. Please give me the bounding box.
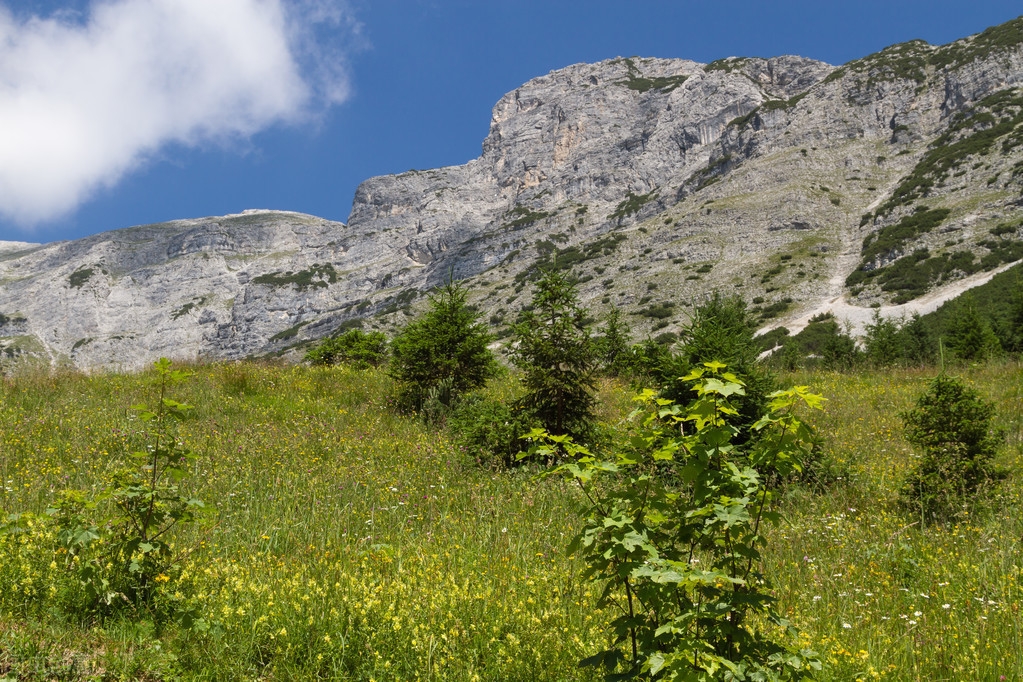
[3,18,1023,370]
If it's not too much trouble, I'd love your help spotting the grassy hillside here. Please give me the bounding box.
[0,361,1021,680]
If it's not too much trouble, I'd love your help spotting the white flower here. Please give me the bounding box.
[842,623,852,629]
[942,604,951,609]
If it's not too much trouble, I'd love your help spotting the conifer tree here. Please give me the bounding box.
[594,306,631,376]
[390,281,497,410]
[902,374,1004,520]
[896,313,934,366]
[666,293,774,441]
[1007,279,1023,353]
[945,296,1001,361]
[863,310,901,368]
[512,270,596,439]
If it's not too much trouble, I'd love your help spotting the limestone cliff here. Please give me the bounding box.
[3,17,1023,370]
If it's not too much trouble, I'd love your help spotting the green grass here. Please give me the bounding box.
[1,361,1022,679]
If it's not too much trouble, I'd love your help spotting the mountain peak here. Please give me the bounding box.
[3,17,1023,370]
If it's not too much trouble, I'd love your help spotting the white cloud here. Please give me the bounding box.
[0,0,356,226]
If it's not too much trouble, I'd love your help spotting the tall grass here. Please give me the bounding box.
[0,360,1020,680]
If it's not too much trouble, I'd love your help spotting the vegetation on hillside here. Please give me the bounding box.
[3,265,1023,679]
[0,354,1021,680]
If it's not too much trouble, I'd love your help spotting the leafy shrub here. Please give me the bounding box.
[513,234,627,284]
[855,208,951,270]
[448,395,534,468]
[305,329,389,369]
[901,375,1005,521]
[69,267,96,289]
[525,365,823,680]
[251,264,338,291]
[609,190,657,221]
[620,73,688,93]
[502,205,553,230]
[4,359,205,618]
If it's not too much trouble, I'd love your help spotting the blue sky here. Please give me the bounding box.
[1,0,1021,244]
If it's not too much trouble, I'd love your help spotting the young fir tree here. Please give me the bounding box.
[593,306,631,377]
[863,310,901,368]
[389,281,497,410]
[664,293,775,441]
[1007,279,1023,353]
[901,374,1004,521]
[945,296,1001,362]
[511,270,596,439]
[896,312,934,366]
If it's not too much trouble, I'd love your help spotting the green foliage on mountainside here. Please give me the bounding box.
[841,18,1023,92]
[251,264,338,291]
[847,206,1023,303]
[875,89,1023,216]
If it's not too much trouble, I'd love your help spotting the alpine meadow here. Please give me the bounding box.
[3,10,1023,682]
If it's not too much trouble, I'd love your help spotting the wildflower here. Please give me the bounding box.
[842,623,852,629]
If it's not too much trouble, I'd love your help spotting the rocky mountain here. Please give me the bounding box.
[3,17,1023,370]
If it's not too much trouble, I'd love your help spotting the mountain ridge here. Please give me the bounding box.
[2,17,1023,370]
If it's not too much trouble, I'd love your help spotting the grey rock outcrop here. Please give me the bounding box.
[3,17,1023,370]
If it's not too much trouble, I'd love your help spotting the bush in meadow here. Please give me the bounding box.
[3,359,205,620]
[525,363,823,680]
[390,281,497,412]
[447,394,535,468]
[663,293,776,443]
[305,328,389,368]
[511,270,596,440]
[901,373,1005,521]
